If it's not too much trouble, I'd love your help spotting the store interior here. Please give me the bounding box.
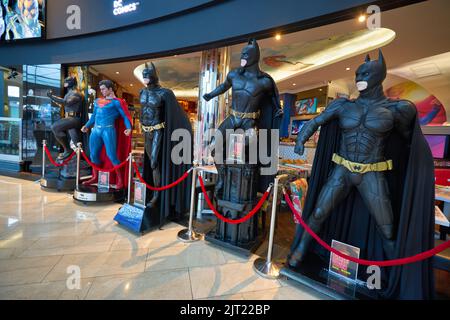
[0,0,449,298]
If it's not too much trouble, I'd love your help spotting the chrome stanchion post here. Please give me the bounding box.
[76,142,82,190]
[41,140,46,178]
[253,174,288,279]
[177,163,202,242]
[127,152,133,204]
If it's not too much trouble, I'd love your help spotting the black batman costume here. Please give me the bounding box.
[47,77,83,159]
[203,39,283,196]
[140,62,193,224]
[288,50,435,299]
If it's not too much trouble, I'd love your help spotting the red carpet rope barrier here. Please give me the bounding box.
[283,190,450,267]
[43,145,76,167]
[198,175,272,225]
[132,161,192,191]
[81,151,129,173]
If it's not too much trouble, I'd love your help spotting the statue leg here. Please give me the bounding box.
[211,116,234,198]
[357,172,396,257]
[51,118,72,159]
[67,117,82,147]
[102,127,123,189]
[148,129,163,208]
[288,165,352,267]
[83,128,103,185]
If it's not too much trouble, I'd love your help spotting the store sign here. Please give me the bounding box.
[113,0,140,16]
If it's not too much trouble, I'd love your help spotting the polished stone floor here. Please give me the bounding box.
[0,175,328,300]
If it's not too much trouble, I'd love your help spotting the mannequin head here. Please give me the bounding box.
[63,76,78,89]
[99,79,115,98]
[355,49,387,92]
[240,39,260,68]
[142,62,159,86]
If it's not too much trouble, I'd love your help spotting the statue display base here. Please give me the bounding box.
[40,156,77,192]
[40,172,76,192]
[113,203,160,234]
[205,228,266,257]
[280,253,379,300]
[73,185,125,204]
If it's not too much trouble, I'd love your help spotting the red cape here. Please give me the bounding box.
[97,98,132,187]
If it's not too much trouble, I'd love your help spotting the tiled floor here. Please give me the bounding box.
[0,175,328,300]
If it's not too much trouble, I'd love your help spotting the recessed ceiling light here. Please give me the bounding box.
[292,83,296,86]
[346,67,351,71]
[358,15,366,23]
[115,71,120,74]
[319,89,323,91]
[275,34,281,41]
[130,84,134,87]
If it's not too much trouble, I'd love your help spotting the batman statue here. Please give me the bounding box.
[47,76,84,159]
[288,50,435,299]
[140,62,193,224]
[203,39,283,196]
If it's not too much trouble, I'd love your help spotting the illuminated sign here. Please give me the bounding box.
[113,0,140,16]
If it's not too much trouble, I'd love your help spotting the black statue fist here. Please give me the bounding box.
[294,142,305,156]
[275,108,284,118]
[203,93,212,101]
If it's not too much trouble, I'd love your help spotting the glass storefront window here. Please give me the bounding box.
[22,64,62,172]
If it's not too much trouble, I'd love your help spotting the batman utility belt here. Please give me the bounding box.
[230,109,260,120]
[141,122,165,132]
[332,153,393,174]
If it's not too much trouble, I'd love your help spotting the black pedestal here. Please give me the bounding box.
[73,185,125,204]
[280,253,379,300]
[40,156,77,192]
[205,164,267,256]
[41,172,76,192]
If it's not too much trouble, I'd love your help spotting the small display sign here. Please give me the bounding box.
[227,133,245,163]
[98,171,110,191]
[133,180,146,208]
[328,240,360,282]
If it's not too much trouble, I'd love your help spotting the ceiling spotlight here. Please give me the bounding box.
[130,84,134,87]
[292,83,296,86]
[115,71,120,74]
[346,67,351,71]
[358,15,366,23]
[319,88,323,91]
[275,33,281,41]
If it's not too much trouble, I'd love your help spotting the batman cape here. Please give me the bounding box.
[143,88,193,226]
[289,104,435,299]
[253,70,282,193]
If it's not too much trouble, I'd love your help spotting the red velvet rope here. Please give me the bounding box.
[283,191,450,267]
[132,161,192,191]
[43,145,76,167]
[81,151,129,173]
[198,175,271,225]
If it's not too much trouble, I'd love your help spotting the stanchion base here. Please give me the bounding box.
[73,185,125,204]
[177,229,202,243]
[253,258,281,279]
[40,173,76,192]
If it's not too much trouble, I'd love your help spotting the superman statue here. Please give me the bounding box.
[288,50,435,299]
[81,80,132,189]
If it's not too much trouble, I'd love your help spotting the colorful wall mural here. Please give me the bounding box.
[385,81,446,126]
